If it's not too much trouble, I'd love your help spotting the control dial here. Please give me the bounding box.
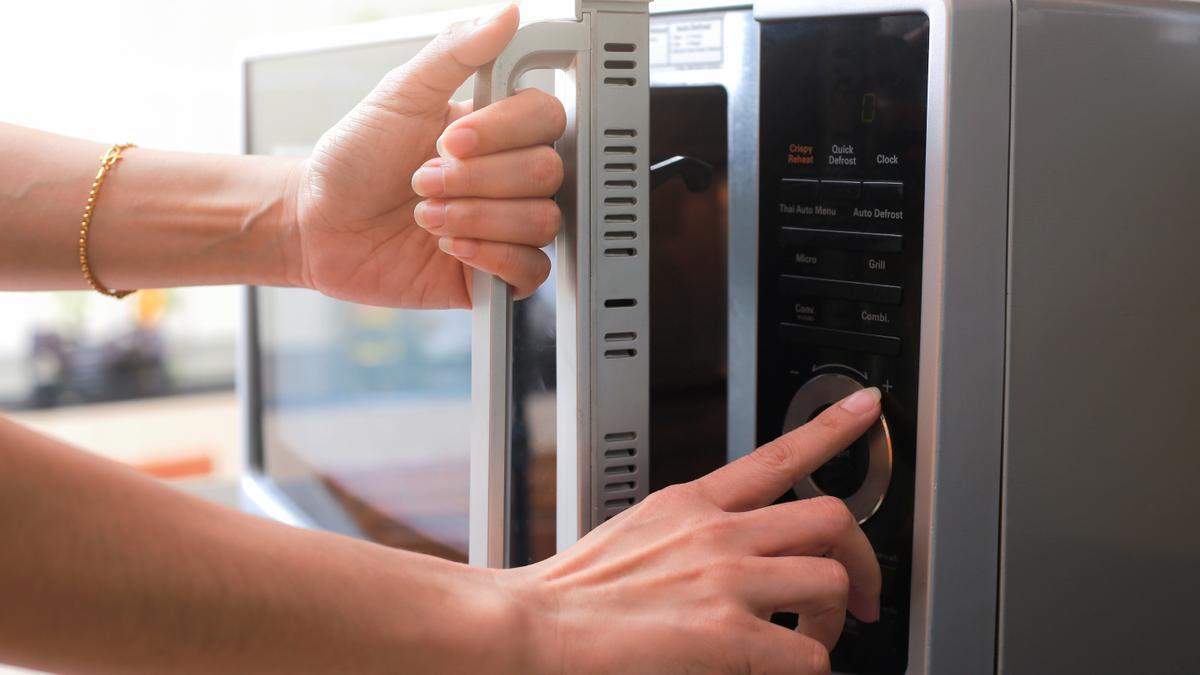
[783,373,892,523]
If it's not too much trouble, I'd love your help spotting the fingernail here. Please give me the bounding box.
[840,387,881,414]
[437,128,477,158]
[414,201,446,231]
[412,161,445,197]
[438,237,478,259]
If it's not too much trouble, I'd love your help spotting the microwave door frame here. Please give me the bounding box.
[641,6,763,462]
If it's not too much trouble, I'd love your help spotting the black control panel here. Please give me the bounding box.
[758,14,930,674]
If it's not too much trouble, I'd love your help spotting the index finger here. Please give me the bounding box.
[437,88,567,159]
[695,387,882,511]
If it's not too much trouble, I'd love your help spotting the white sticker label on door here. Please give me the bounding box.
[649,16,724,69]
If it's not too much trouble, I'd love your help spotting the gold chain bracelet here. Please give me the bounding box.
[79,143,137,299]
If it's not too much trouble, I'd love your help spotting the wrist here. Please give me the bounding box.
[251,155,306,289]
[494,565,563,675]
[489,566,556,675]
[369,551,549,675]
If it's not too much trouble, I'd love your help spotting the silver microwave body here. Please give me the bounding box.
[237,1,1200,672]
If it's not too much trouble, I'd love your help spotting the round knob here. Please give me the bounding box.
[782,373,892,523]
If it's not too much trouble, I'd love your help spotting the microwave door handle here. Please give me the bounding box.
[468,19,589,569]
[469,0,652,568]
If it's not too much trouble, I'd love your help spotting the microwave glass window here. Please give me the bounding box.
[648,85,730,491]
[247,42,477,562]
[246,38,556,562]
[257,290,472,561]
[507,257,558,567]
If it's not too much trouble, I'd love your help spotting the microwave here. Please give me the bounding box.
[238,1,1200,672]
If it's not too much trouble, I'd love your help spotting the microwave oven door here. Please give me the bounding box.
[468,3,759,569]
[468,0,655,569]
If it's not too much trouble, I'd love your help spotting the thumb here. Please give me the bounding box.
[378,4,520,112]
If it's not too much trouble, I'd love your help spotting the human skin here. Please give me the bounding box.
[0,6,562,304]
[0,5,881,673]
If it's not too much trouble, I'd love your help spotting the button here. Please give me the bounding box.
[778,298,898,334]
[781,373,895,523]
[780,227,902,253]
[811,433,871,497]
[780,274,903,305]
[780,248,899,284]
[861,180,904,202]
[779,322,902,356]
[820,179,861,201]
[786,249,823,274]
[780,178,819,203]
[862,254,896,279]
[822,300,898,333]
[780,298,820,324]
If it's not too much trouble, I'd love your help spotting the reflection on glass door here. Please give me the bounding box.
[244,38,490,562]
[257,291,472,560]
[649,86,731,491]
[506,270,558,567]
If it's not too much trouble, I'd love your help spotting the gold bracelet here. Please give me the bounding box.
[79,143,137,299]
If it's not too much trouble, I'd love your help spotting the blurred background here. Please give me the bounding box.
[0,0,527,518]
[0,3,730,671]
[1,3,531,671]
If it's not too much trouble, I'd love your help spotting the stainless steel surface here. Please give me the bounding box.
[912,0,1012,672]
[1000,0,1200,672]
[784,374,894,523]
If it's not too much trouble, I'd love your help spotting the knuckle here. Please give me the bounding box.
[645,483,706,514]
[538,201,562,244]
[496,244,518,278]
[532,250,551,286]
[801,640,832,675]
[749,439,798,475]
[529,148,564,192]
[814,559,851,598]
[644,483,686,509]
[810,495,854,530]
[546,95,568,136]
[519,88,567,136]
[703,600,746,630]
[375,61,446,115]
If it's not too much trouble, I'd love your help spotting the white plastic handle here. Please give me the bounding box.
[468,18,590,569]
[468,0,652,569]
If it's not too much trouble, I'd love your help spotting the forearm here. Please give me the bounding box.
[0,123,301,291]
[0,416,536,675]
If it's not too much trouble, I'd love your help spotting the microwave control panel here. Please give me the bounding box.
[758,13,930,674]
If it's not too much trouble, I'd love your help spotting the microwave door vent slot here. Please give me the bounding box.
[588,10,650,527]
